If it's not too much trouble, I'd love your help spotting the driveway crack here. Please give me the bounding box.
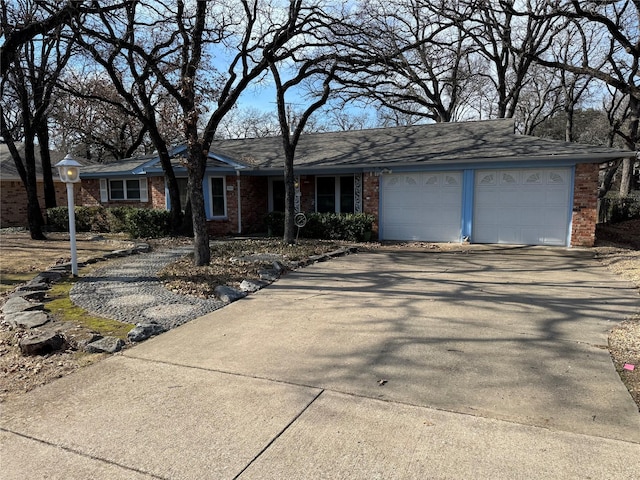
[233,389,324,479]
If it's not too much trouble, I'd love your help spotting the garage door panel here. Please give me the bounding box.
[381,172,462,242]
[473,168,571,246]
[545,189,569,204]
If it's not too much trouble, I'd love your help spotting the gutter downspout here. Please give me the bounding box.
[236,169,242,234]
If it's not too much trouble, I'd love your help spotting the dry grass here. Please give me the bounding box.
[0,230,135,401]
[596,219,640,410]
[0,231,135,293]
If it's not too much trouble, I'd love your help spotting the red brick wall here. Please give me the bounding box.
[363,172,380,238]
[206,175,269,237]
[299,175,315,212]
[149,177,166,209]
[79,177,163,209]
[1,180,70,228]
[208,175,238,236]
[240,176,268,233]
[571,163,599,247]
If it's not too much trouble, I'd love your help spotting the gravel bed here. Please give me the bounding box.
[70,248,226,330]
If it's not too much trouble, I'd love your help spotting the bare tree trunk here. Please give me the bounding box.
[620,97,639,196]
[23,137,46,239]
[565,108,574,142]
[283,148,296,244]
[148,131,182,235]
[619,158,632,197]
[36,121,57,209]
[186,141,210,266]
[599,160,621,198]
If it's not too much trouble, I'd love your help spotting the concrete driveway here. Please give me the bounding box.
[2,246,639,479]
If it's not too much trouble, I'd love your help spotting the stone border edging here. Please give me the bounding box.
[2,242,150,355]
[2,242,358,356]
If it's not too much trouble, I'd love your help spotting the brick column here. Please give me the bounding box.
[571,163,599,247]
[363,172,380,239]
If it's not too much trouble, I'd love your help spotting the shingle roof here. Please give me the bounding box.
[0,142,68,180]
[0,142,98,180]
[210,119,633,172]
[79,146,241,177]
[9,120,630,182]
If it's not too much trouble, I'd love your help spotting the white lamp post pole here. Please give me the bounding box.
[55,154,82,277]
[66,181,78,276]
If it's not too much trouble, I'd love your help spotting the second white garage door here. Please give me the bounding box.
[380,171,462,242]
[473,168,572,246]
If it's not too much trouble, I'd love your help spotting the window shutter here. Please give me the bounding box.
[99,179,108,202]
[139,178,149,202]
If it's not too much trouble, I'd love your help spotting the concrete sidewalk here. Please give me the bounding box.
[2,246,639,479]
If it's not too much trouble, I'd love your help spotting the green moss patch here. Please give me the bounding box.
[46,281,133,340]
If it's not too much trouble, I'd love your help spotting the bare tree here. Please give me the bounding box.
[75,0,334,264]
[50,72,153,162]
[453,0,560,120]
[0,0,81,75]
[217,107,279,139]
[524,0,639,195]
[0,0,77,239]
[338,0,479,123]
[269,57,338,243]
[68,3,200,235]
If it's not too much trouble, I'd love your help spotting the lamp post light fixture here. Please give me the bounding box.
[55,154,82,276]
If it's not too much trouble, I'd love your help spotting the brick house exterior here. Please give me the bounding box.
[7,120,629,247]
[0,179,70,227]
[571,163,600,247]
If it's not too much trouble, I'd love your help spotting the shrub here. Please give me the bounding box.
[600,195,640,223]
[46,205,171,238]
[264,211,375,241]
[123,208,171,238]
[46,207,70,231]
[264,211,285,237]
[77,206,110,232]
[46,206,109,232]
[106,207,132,233]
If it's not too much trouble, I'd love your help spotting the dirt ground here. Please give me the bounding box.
[0,231,135,401]
[1,225,639,409]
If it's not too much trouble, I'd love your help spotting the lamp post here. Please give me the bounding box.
[55,154,82,276]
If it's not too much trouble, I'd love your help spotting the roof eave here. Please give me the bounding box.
[245,151,631,174]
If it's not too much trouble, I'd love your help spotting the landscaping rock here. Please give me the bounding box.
[32,271,63,284]
[127,321,166,342]
[272,260,287,273]
[214,285,247,303]
[19,331,66,356]
[134,243,151,253]
[10,290,47,302]
[7,311,50,329]
[15,282,49,293]
[2,296,44,314]
[239,279,269,293]
[258,269,279,282]
[85,336,125,354]
[62,328,103,351]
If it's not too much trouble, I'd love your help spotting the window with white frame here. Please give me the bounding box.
[100,178,148,202]
[210,177,226,217]
[316,176,354,213]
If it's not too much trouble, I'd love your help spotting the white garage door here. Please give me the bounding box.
[473,168,572,246]
[381,171,462,242]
